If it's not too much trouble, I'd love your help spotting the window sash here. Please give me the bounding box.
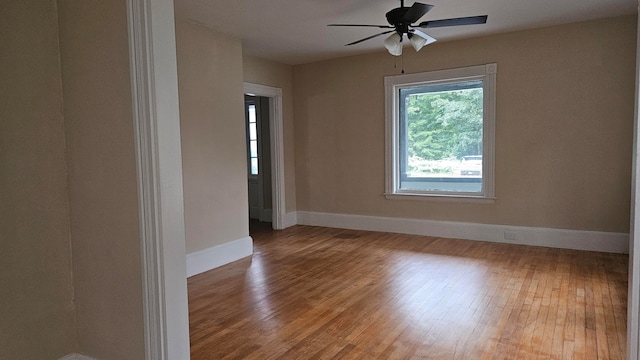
[399,81,484,195]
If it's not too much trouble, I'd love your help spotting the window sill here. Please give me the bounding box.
[384,192,496,204]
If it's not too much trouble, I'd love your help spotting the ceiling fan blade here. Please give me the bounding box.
[328,24,393,29]
[417,15,488,28]
[402,2,434,24]
[345,30,395,46]
[410,29,437,45]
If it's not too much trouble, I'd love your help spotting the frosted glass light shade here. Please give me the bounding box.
[410,33,428,51]
[384,33,402,56]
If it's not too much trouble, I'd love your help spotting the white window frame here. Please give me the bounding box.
[384,63,497,203]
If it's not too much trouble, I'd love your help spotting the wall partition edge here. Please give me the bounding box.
[243,82,286,230]
[627,2,640,359]
[127,0,191,359]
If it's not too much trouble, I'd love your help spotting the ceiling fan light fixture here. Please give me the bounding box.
[384,32,403,56]
[328,2,488,58]
[409,33,428,52]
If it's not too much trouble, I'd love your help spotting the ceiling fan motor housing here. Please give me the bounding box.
[386,4,426,35]
[386,7,409,29]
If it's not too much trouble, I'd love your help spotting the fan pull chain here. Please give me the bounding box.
[393,53,405,74]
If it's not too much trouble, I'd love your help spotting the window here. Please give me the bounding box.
[247,103,259,175]
[385,64,496,202]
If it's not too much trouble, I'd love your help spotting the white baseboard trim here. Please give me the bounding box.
[59,354,97,360]
[187,236,253,277]
[282,211,298,229]
[296,211,629,254]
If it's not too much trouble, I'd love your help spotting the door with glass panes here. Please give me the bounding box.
[245,95,272,221]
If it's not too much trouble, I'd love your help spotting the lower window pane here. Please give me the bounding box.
[399,176,482,193]
[251,158,258,175]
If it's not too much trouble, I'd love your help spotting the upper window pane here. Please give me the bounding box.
[248,104,256,123]
[385,64,496,201]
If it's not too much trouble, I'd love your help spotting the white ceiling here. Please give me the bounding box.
[174,0,637,65]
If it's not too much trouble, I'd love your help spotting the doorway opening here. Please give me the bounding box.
[245,95,273,231]
[243,82,286,231]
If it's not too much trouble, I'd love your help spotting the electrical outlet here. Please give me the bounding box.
[504,231,517,241]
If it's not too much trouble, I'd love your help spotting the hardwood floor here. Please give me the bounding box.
[188,225,628,359]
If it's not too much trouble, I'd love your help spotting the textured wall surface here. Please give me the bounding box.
[293,15,636,233]
[176,20,250,253]
[0,1,77,359]
[58,1,145,358]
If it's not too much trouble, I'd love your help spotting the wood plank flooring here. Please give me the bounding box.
[188,224,628,359]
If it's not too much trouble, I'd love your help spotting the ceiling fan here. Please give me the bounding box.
[328,0,488,56]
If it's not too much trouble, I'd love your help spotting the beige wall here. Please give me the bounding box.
[293,15,637,233]
[0,2,77,358]
[176,20,250,253]
[57,1,145,359]
[243,55,297,213]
